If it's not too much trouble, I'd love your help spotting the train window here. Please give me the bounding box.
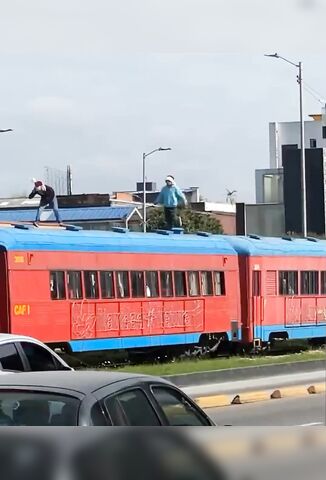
[100,271,115,299]
[145,271,159,298]
[84,271,99,299]
[200,271,213,296]
[279,271,298,295]
[321,272,326,295]
[131,271,145,298]
[214,272,225,296]
[266,271,277,296]
[116,271,130,298]
[188,272,200,297]
[301,271,319,295]
[67,271,83,299]
[50,271,66,300]
[174,272,187,297]
[252,271,261,297]
[160,271,173,297]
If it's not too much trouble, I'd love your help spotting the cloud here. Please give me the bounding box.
[27,96,74,117]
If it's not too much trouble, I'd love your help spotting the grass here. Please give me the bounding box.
[110,349,325,377]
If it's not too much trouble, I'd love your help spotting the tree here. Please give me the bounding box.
[147,207,223,234]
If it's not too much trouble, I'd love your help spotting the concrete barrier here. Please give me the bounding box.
[195,382,326,409]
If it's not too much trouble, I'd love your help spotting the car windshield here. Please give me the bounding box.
[0,391,80,426]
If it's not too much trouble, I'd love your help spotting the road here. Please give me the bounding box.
[206,393,326,426]
[183,369,326,397]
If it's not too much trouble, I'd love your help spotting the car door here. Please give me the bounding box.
[150,384,214,426]
[101,387,163,426]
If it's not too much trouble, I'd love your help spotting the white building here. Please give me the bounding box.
[269,112,326,168]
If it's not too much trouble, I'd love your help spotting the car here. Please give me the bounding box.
[0,334,72,373]
[0,370,215,426]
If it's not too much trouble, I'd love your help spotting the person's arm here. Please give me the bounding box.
[155,189,163,205]
[175,187,187,206]
[28,188,37,199]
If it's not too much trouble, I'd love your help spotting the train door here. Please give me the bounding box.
[252,270,262,347]
[0,250,10,333]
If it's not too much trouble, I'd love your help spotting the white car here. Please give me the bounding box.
[0,334,72,373]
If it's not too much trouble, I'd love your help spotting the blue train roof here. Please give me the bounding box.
[0,226,236,255]
[225,235,326,257]
[1,227,325,257]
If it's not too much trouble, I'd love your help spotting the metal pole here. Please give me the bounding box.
[142,153,146,232]
[298,62,307,237]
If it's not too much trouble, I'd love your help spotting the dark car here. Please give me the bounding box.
[0,371,215,426]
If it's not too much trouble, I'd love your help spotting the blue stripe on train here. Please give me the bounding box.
[69,330,241,352]
[69,333,202,352]
[255,324,326,342]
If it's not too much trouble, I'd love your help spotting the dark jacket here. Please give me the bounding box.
[29,185,55,206]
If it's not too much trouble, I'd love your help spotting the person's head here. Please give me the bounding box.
[33,179,46,192]
[165,175,175,187]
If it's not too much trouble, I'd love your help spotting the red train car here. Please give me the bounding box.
[227,235,326,346]
[0,226,241,354]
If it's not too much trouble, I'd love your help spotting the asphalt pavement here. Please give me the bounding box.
[183,369,325,397]
[207,393,326,426]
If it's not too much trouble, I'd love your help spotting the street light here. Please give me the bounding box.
[142,147,172,232]
[0,129,13,133]
[265,53,307,237]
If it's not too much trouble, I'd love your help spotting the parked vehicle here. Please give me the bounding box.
[0,371,215,426]
[0,334,72,372]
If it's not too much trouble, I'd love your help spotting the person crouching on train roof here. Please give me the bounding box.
[155,175,187,230]
[29,179,62,224]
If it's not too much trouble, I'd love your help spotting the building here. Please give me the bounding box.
[0,194,142,231]
[112,182,200,206]
[269,111,326,168]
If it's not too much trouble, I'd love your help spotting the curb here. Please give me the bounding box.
[165,359,326,388]
[195,382,326,409]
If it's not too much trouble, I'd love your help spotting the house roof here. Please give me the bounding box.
[0,206,138,223]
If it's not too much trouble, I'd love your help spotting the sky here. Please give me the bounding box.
[1,0,326,202]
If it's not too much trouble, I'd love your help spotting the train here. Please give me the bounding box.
[0,224,325,361]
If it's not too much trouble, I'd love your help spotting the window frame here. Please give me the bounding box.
[187,271,200,297]
[145,271,159,298]
[49,271,66,300]
[214,271,226,296]
[66,270,83,300]
[131,271,145,299]
[174,271,187,297]
[83,270,99,300]
[300,270,319,296]
[115,271,130,299]
[99,271,115,299]
[278,271,298,296]
[200,271,214,296]
[160,271,174,298]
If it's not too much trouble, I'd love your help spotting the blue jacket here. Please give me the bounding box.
[155,185,187,208]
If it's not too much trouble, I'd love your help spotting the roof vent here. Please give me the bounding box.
[65,225,82,232]
[112,227,128,233]
[172,228,184,235]
[197,231,211,237]
[12,223,30,230]
[155,229,171,236]
[248,234,261,240]
[282,236,293,241]
[307,236,319,242]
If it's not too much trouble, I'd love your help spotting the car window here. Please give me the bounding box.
[90,402,109,426]
[0,343,24,371]
[152,386,211,426]
[104,389,161,426]
[20,342,58,371]
[0,392,79,426]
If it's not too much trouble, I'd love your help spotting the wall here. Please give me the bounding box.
[243,203,285,237]
[269,120,326,168]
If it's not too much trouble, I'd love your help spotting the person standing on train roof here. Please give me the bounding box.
[28,179,62,224]
[155,175,187,230]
